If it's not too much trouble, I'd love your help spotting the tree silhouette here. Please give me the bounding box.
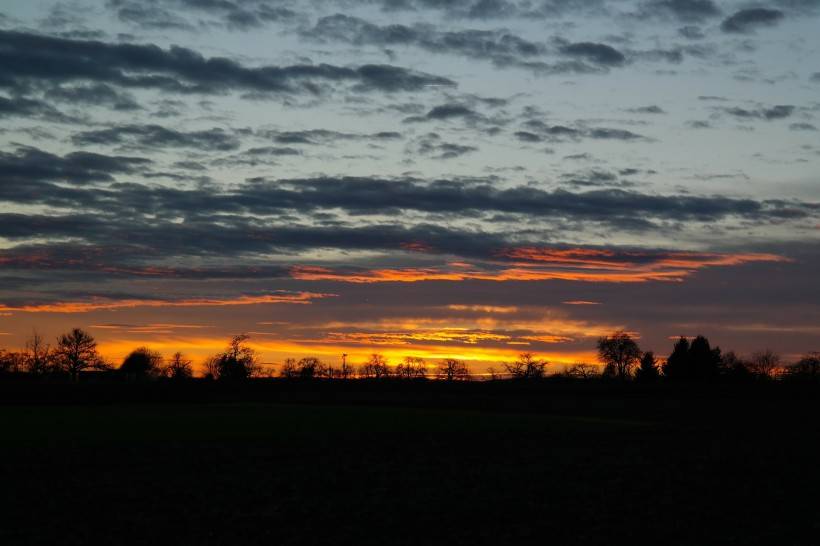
[55,328,102,381]
[634,351,659,383]
[210,334,260,381]
[563,363,599,379]
[504,353,547,379]
[0,349,23,375]
[359,353,390,379]
[662,335,723,381]
[748,350,780,379]
[396,356,426,379]
[438,358,470,381]
[787,352,820,382]
[24,331,53,375]
[278,357,326,379]
[662,337,690,379]
[164,352,193,380]
[597,331,640,380]
[721,350,752,381]
[689,335,722,380]
[120,347,164,379]
[296,357,324,379]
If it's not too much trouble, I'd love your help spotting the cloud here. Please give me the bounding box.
[790,122,817,131]
[519,120,647,142]
[307,14,546,66]
[44,83,140,111]
[0,291,334,313]
[720,8,785,33]
[558,41,626,66]
[107,0,300,31]
[289,249,788,284]
[0,95,76,122]
[259,128,403,145]
[72,124,242,151]
[0,146,151,186]
[626,105,666,114]
[640,0,722,22]
[410,133,478,159]
[722,105,795,120]
[0,30,455,100]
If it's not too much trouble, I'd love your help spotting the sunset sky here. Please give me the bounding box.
[1,0,818,372]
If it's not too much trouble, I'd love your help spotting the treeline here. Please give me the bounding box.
[1,328,819,385]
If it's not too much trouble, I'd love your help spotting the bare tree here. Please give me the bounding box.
[359,353,390,379]
[396,356,426,379]
[748,349,780,378]
[563,363,600,379]
[505,353,547,379]
[55,328,103,381]
[24,331,53,375]
[597,331,641,380]
[164,352,193,380]
[0,349,24,374]
[438,358,470,381]
[279,358,299,378]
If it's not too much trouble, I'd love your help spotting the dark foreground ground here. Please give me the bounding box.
[2,383,820,545]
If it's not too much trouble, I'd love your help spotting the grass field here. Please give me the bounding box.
[2,398,819,545]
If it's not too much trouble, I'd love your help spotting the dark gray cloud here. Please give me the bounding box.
[107,0,300,31]
[307,14,546,66]
[0,146,152,187]
[558,41,626,66]
[520,119,647,142]
[722,104,795,120]
[72,124,242,151]
[403,103,487,124]
[514,131,544,143]
[2,147,813,230]
[720,8,785,33]
[0,95,76,122]
[259,128,403,145]
[811,73,820,82]
[790,122,817,131]
[627,105,666,114]
[44,83,141,111]
[0,30,455,100]
[410,133,478,159]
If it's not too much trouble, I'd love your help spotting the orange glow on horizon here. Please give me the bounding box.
[95,335,600,374]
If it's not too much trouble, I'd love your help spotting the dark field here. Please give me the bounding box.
[2,388,820,545]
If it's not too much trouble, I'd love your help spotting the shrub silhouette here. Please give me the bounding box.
[120,347,164,380]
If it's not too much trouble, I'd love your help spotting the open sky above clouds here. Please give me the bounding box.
[0,0,818,371]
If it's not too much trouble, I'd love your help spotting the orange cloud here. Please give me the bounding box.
[290,249,788,284]
[446,304,519,314]
[0,292,335,313]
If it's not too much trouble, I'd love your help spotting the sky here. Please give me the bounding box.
[0,0,818,373]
